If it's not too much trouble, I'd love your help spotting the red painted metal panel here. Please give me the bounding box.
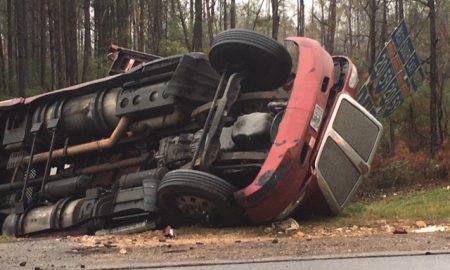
[235,37,335,223]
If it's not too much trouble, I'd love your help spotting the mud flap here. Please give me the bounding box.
[315,94,383,214]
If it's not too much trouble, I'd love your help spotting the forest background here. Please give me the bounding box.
[0,0,448,189]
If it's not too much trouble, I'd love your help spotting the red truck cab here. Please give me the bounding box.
[236,37,382,223]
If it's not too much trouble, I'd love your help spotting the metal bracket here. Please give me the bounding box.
[190,71,245,171]
[16,122,44,213]
[38,118,61,202]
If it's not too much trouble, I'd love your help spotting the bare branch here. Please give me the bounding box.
[414,0,429,7]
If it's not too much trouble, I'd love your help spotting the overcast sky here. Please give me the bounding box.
[283,0,313,20]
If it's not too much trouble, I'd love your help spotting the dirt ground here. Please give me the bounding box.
[1,221,449,270]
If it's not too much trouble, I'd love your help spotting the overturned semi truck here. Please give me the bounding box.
[0,30,382,236]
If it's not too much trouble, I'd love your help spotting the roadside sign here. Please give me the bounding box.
[357,20,425,118]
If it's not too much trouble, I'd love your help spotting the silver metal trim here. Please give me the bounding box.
[314,94,383,214]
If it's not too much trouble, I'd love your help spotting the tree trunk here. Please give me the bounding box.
[356,1,360,53]
[223,0,228,30]
[61,0,70,86]
[94,0,113,57]
[138,0,145,52]
[252,0,265,30]
[211,0,216,33]
[205,0,214,45]
[53,0,65,88]
[192,0,203,51]
[22,0,29,86]
[67,0,78,85]
[230,0,236,28]
[326,0,337,54]
[438,76,447,139]
[297,0,305,36]
[271,0,280,40]
[384,0,393,155]
[428,0,440,156]
[319,0,325,45]
[130,1,136,50]
[7,0,15,95]
[347,0,353,56]
[164,3,169,50]
[110,3,117,44]
[190,0,195,29]
[399,0,404,20]
[117,0,131,48]
[381,0,388,44]
[16,0,26,96]
[0,32,6,93]
[30,2,37,63]
[150,0,163,54]
[368,0,377,73]
[39,0,47,88]
[83,0,92,82]
[388,119,395,156]
[47,0,56,89]
[174,0,191,50]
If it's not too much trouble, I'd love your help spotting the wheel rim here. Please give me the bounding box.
[176,195,218,219]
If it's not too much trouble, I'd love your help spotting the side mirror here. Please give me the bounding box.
[315,94,383,214]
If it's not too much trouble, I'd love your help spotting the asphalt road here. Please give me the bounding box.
[1,232,449,269]
[153,252,450,270]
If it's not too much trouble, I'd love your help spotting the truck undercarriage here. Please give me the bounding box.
[0,30,382,236]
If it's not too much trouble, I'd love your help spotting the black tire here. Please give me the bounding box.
[209,29,292,91]
[157,169,243,226]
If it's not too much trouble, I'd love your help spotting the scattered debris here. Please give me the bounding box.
[103,242,117,248]
[415,221,427,228]
[271,218,300,232]
[272,239,279,244]
[19,261,26,267]
[119,248,128,254]
[376,219,387,225]
[393,226,408,234]
[414,226,446,233]
[163,226,175,239]
[96,221,156,236]
[381,224,392,233]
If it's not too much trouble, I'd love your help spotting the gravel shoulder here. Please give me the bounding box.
[1,224,449,270]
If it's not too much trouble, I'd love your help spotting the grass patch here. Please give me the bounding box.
[305,186,450,227]
[0,235,11,241]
